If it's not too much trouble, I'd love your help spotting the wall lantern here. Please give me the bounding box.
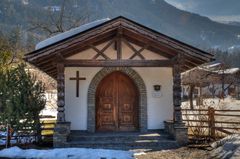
[153,85,161,91]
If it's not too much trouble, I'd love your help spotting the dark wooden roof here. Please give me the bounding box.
[24,16,214,79]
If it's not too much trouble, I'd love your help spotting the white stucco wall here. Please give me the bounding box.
[65,67,173,130]
[65,67,102,130]
[134,67,173,129]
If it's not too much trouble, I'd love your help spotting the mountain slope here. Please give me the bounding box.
[165,0,240,17]
[0,0,240,51]
[85,0,240,50]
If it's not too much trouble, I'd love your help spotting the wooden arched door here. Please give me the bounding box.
[96,71,139,131]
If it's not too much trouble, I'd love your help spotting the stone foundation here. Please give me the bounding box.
[164,120,174,136]
[53,122,71,147]
[164,120,188,145]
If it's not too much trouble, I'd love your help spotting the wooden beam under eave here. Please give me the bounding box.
[42,67,56,75]
[116,28,122,60]
[122,28,212,62]
[31,37,117,71]
[62,31,117,58]
[123,34,174,59]
[27,31,117,67]
[123,29,178,54]
[127,34,208,66]
[64,59,174,67]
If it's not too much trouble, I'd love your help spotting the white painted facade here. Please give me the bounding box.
[64,41,173,130]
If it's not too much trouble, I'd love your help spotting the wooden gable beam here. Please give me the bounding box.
[90,44,110,59]
[121,23,213,62]
[90,38,116,60]
[122,38,145,60]
[116,28,123,60]
[47,69,57,77]
[125,34,208,67]
[64,59,174,67]
[122,28,212,63]
[123,35,173,59]
[28,31,116,65]
[41,65,56,73]
[129,44,149,60]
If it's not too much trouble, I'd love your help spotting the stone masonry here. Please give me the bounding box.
[53,122,71,147]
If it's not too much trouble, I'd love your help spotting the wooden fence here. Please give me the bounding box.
[1,116,56,147]
[182,107,240,140]
[40,116,56,143]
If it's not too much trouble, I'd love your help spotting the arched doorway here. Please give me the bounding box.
[96,71,139,131]
[87,67,147,133]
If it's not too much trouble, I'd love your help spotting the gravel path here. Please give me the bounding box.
[134,147,210,159]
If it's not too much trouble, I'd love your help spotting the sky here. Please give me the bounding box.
[165,0,240,22]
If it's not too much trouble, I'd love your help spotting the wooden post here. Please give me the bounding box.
[173,54,184,123]
[57,63,65,122]
[117,28,122,60]
[6,124,11,148]
[199,86,203,105]
[208,107,215,139]
[189,84,194,109]
[172,54,188,145]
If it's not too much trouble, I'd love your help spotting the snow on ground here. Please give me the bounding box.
[0,131,36,146]
[0,146,133,159]
[135,134,240,159]
[182,96,240,110]
[210,134,240,159]
[40,107,57,118]
[0,138,17,146]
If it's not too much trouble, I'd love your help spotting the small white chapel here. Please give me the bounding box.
[25,16,214,147]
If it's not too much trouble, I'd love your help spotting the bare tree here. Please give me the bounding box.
[0,30,23,66]
[182,67,211,109]
[182,62,240,110]
[29,0,90,36]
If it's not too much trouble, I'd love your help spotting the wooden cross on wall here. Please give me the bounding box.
[69,71,86,97]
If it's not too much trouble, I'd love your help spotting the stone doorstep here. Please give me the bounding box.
[64,141,180,151]
[69,134,172,142]
[63,130,179,150]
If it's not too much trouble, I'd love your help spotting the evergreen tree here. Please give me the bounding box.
[0,32,12,67]
[0,64,46,143]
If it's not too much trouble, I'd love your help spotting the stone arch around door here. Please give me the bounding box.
[87,67,147,132]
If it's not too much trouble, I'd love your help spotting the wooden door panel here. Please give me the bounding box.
[122,103,133,112]
[96,71,138,131]
[121,113,134,124]
[100,97,113,112]
[97,97,115,131]
[118,93,137,130]
[118,72,138,131]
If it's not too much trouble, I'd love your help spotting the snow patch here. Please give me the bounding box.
[227,45,240,52]
[217,68,240,74]
[35,18,110,50]
[200,31,206,41]
[0,146,133,159]
[0,130,36,146]
[210,134,240,159]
